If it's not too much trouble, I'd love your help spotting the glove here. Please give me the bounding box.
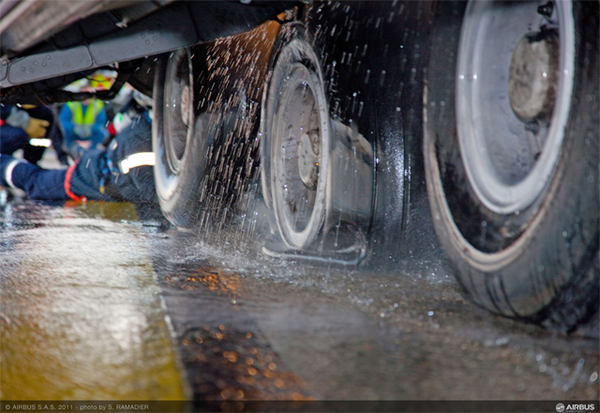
[25,117,50,139]
[68,142,87,161]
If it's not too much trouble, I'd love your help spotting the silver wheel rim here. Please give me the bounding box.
[456,0,574,215]
[270,40,329,249]
[156,48,194,201]
[164,49,194,175]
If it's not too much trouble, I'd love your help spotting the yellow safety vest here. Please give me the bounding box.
[67,100,104,126]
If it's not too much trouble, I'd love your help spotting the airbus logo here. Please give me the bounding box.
[556,403,596,412]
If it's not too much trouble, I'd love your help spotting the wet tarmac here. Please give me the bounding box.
[1,197,598,404]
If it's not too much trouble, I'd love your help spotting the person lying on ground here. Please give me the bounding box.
[1,111,157,210]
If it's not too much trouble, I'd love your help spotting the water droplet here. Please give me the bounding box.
[495,337,509,346]
[379,70,386,87]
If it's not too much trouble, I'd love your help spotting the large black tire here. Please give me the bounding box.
[153,49,208,227]
[424,1,599,332]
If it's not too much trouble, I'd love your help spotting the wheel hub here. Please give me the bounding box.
[297,131,319,190]
[508,31,560,121]
[163,48,193,173]
[181,85,191,126]
[455,0,574,214]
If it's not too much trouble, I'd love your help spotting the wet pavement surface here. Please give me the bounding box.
[1,197,598,403]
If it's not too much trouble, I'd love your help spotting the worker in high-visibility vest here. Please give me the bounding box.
[59,98,109,157]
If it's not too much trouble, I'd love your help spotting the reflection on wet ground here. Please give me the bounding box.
[1,199,598,401]
[1,200,186,400]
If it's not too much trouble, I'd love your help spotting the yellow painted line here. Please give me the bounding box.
[0,202,188,400]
